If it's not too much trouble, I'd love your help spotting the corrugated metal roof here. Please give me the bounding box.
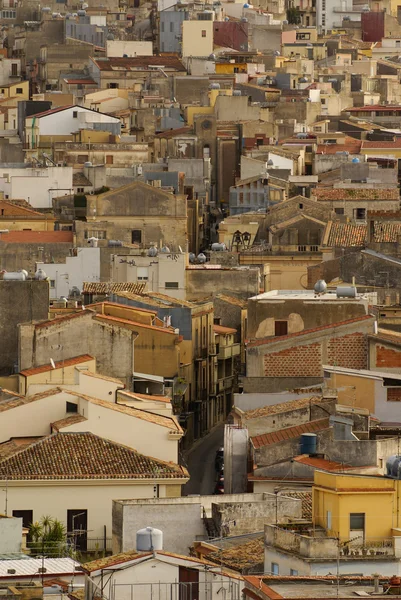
[0,558,80,578]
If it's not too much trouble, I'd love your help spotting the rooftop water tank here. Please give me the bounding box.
[233,90,241,96]
[108,240,123,247]
[3,272,26,281]
[34,268,47,280]
[160,246,170,253]
[147,246,158,257]
[352,157,360,163]
[209,83,220,90]
[20,269,28,279]
[41,6,51,11]
[336,286,357,298]
[314,279,327,294]
[197,253,206,263]
[77,9,86,16]
[386,456,401,478]
[211,242,226,251]
[136,527,163,552]
[84,161,92,168]
[300,433,317,455]
[189,252,196,263]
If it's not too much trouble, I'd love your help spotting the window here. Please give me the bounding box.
[161,21,165,32]
[170,21,174,32]
[77,154,89,164]
[106,155,114,164]
[77,187,84,193]
[73,110,78,118]
[50,280,55,288]
[66,401,78,413]
[271,563,279,575]
[326,510,332,530]
[137,267,149,281]
[107,82,119,89]
[290,569,298,576]
[13,510,33,539]
[350,513,365,531]
[131,229,142,244]
[11,63,18,76]
[256,137,264,146]
[354,207,366,220]
[165,281,179,289]
[84,230,106,239]
[201,29,206,37]
[275,321,288,336]
[16,87,23,94]
[335,207,344,215]
[299,203,303,209]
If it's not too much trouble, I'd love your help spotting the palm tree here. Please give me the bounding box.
[29,516,67,557]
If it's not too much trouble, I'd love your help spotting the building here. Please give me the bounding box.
[0,164,73,209]
[264,470,401,576]
[0,278,49,376]
[74,181,188,251]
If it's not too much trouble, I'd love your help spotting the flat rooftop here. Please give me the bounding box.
[265,581,392,598]
[250,290,369,301]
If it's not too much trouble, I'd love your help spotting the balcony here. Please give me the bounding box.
[217,375,235,392]
[265,525,398,559]
[217,344,240,360]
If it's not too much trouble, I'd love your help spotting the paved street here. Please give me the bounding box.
[182,424,224,496]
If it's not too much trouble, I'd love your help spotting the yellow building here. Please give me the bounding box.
[0,199,55,231]
[0,80,29,101]
[313,470,401,542]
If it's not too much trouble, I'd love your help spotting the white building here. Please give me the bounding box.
[84,549,243,600]
[36,247,101,299]
[110,249,187,300]
[316,0,362,34]
[0,57,21,86]
[0,165,73,208]
[106,40,153,57]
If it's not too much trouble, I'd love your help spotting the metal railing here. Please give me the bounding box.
[340,537,394,557]
[108,580,242,600]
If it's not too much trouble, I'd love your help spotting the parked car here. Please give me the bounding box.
[214,476,224,495]
[215,447,224,471]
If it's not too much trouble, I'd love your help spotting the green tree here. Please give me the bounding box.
[286,6,301,23]
[29,516,68,557]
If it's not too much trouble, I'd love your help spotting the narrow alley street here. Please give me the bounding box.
[182,424,224,496]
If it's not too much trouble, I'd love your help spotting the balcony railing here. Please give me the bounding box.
[217,344,241,359]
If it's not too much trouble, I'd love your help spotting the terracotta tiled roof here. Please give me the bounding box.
[369,329,401,347]
[29,105,75,118]
[281,491,312,519]
[120,390,171,403]
[347,105,401,112]
[0,432,188,480]
[251,418,330,449]
[246,315,374,348]
[51,414,87,432]
[83,281,147,295]
[362,139,401,149]
[0,387,64,414]
[81,370,125,385]
[214,324,237,335]
[0,200,45,216]
[215,294,247,308]
[64,78,96,85]
[20,355,94,377]
[65,391,182,432]
[0,437,44,460]
[207,537,264,572]
[94,313,179,336]
[154,126,194,139]
[294,454,373,472]
[314,188,399,201]
[326,222,366,247]
[0,231,73,243]
[35,310,92,329]
[240,396,326,420]
[84,550,150,573]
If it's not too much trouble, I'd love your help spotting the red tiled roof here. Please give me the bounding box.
[0,200,46,217]
[0,432,188,480]
[326,222,367,247]
[51,414,87,432]
[314,188,399,201]
[251,418,330,449]
[214,324,237,334]
[64,78,96,85]
[0,231,73,243]
[294,454,369,471]
[83,281,147,295]
[20,354,94,377]
[94,313,180,335]
[120,390,171,403]
[154,126,194,139]
[35,310,91,329]
[246,314,373,348]
[362,139,401,149]
[29,105,75,118]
